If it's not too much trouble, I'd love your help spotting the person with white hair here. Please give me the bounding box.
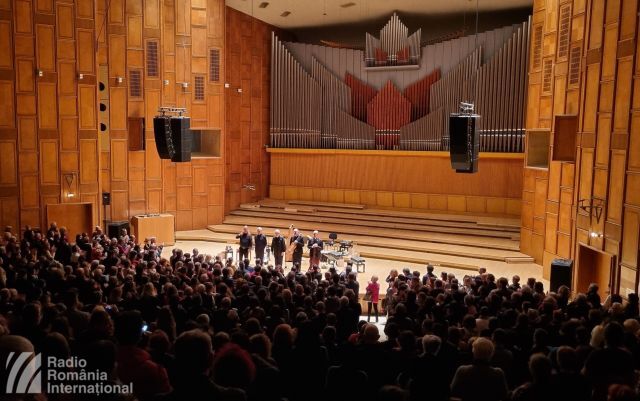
[450,337,508,401]
[271,229,286,267]
[254,227,267,263]
[307,230,323,269]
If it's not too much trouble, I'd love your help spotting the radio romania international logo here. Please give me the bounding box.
[3,351,132,395]
[5,352,41,394]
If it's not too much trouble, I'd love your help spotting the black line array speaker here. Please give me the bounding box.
[153,116,192,162]
[101,192,111,206]
[550,258,573,292]
[169,117,192,162]
[153,116,175,159]
[449,114,480,173]
[107,221,129,239]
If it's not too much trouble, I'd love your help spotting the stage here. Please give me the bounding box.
[164,199,545,295]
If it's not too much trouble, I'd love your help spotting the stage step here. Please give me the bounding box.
[256,199,520,228]
[505,256,536,264]
[227,210,519,240]
[288,200,366,209]
[230,208,520,234]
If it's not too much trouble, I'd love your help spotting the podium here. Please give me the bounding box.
[131,214,175,245]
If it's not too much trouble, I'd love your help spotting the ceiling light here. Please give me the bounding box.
[340,2,356,7]
[259,2,269,8]
[280,11,290,17]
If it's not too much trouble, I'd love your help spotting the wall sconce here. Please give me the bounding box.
[224,83,230,88]
[36,69,43,77]
[181,82,189,89]
[63,173,76,199]
[163,79,170,86]
[237,88,243,93]
[116,76,124,84]
[78,73,84,80]
[578,198,605,223]
[589,231,603,239]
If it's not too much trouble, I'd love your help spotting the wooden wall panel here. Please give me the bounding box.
[270,150,523,216]
[0,81,15,127]
[37,83,57,129]
[522,0,640,295]
[94,0,226,230]
[0,141,17,185]
[39,140,59,184]
[224,8,284,213]
[35,24,55,71]
[1,0,108,242]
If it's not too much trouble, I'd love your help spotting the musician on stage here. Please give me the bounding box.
[307,230,324,268]
[290,228,305,266]
[254,227,267,263]
[236,225,253,263]
[271,229,286,267]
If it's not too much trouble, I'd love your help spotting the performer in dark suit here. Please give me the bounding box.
[307,230,324,269]
[290,228,304,266]
[271,229,286,267]
[254,227,267,263]
[235,225,253,263]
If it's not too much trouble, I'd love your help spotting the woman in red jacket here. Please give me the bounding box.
[365,275,380,322]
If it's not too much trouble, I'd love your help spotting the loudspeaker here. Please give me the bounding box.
[550,258,573,292]
[153,116,175,159]
[170,117,192,162]
[101,192,111,206]
[107,221,129,239]
[449,114,480,173]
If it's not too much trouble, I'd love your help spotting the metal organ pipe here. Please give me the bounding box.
[269,21,530,153]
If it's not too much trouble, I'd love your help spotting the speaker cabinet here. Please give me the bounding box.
[550,258,573,292]
[107,221,130,239]
[153,116,176,159]
[449,114,480,173]
[170,117,192,162]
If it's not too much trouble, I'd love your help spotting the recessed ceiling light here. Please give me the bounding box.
[340,2,356,7]
[280,11,291,17]
[259,2,269,8]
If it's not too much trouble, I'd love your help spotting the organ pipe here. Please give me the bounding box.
[269,19,530,153]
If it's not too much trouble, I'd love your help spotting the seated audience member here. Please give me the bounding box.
[450,338,508,401]
[156,329,245,401]
[409,334,449,401]
[510,354,554,401]
[115,311,171,401]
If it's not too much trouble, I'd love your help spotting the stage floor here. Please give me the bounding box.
[162,236,547,295]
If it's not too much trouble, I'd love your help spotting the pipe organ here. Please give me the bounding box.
[270,34,322,149]
[269,15,530,153]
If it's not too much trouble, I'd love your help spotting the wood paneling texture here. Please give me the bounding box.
[269,150,523,216]
[0,0,101,233]
[224,8,287,213]
[522,0,640,296]
[99,0,226,230]
[2,0,226,234]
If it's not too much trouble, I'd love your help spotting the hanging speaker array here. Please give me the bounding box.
[153,107,192,162]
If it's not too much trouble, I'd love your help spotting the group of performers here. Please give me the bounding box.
[235,225,323,268]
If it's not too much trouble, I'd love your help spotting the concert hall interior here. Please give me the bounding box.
[1,0,640,400]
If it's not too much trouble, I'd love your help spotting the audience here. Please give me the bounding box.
[0,224,639,401]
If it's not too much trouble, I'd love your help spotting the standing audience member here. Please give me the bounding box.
[366,275,380,322]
